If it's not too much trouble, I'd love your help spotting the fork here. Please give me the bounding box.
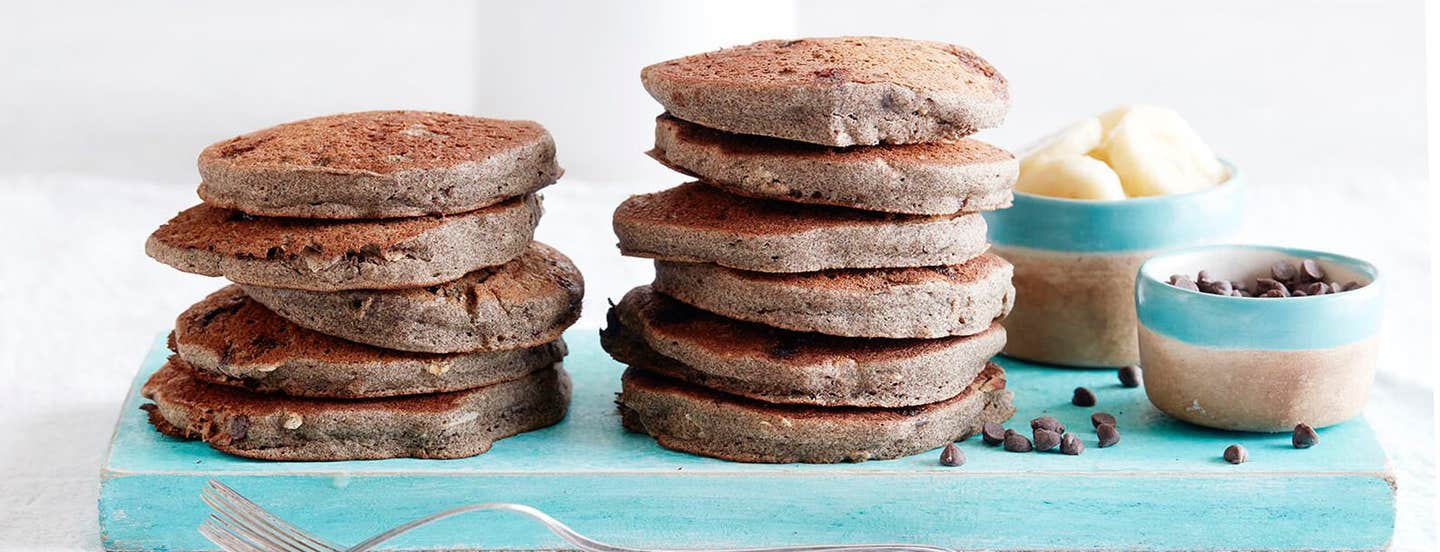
[199,480,955,552]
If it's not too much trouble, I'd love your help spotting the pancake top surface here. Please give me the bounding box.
[615,286,999,364]
[614,182,947,236]
[622,361,1006,420]
[174,286,442,366]
[642,36,1007,99]
[150,194,532,258]
[655,113,1013,165]
[692,252,1010,291]
[199,111,551,175]
[145,357,473,415]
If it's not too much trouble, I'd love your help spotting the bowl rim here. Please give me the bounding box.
[1136,243,1383,303]
[1013,158,1241,207]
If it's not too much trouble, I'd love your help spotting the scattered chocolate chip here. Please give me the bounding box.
[940,443,965,466]
[1224,444,1248,464]
[1096,423,1120,447]
[1118,365,1143,388]
[1300,259,1325,282]
[1293,423,1319,449]
[1060,433,1085,455]
[1169,275,1200,291]
[1030,415,1065,434]
[1091,412,1117,428]
[1271,261,1298,281]
[226,415,250,441]
[1072,387,1097,407]
[981,422,1006,445]
[1003,429,1033,452]
[1033,429,1062,451]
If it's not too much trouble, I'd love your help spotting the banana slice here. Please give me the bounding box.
[1019,117,1104,174]
[1016,156,1127,200]
[1096,106,1227,197]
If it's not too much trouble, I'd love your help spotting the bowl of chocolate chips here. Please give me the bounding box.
[1134,245,1382,431]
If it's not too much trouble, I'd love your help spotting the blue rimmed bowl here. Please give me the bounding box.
[1135,245,1383,431]
[983,160,1243,367]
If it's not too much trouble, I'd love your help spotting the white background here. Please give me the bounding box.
[0,0,1434,550]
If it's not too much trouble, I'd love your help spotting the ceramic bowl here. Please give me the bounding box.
[983,160,1243,367]
[1135,245,1383,431]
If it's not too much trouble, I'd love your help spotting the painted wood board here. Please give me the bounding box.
[99,330,1395,551]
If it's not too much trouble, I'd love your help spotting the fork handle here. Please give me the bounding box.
[343,503,950,552]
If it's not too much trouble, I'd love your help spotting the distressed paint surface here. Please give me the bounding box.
[100,330,1394,551]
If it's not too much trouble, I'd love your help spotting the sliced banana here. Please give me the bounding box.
[1096,106,1227,197]
[1016,156,1127,200]
[1019,117,1104,174]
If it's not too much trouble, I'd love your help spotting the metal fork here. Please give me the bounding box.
[200,479,955,552]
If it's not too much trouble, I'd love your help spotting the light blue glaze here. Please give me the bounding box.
[100,330,1394,551]
[1136,245,1384,349]
[983,160,1243,253]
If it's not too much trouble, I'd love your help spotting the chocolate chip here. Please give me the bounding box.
[1091,412,1117,428]
[226,415,250,441]
[1072,387,1097,407]
[1168,275,1200,291]
[1196,270,1214,285]
[1291,289,1308,297]
[1003,429,1033,452]
[1271,261,1298,282]
[1224,444,1248,464]
[1118,365,1143,388]
[1293,423,1319,449]
[939,443,965,466]
[1343,281,1363,291]
[1033,429,1062,451]
[981,422,1006,445]
[1209,280,1234,295]
[1030,415,1065,434]
[1096,423,1120,447]
[1303,282,1328,296]
[1260,289,1287,298]
[1301,259,1325,282]
[1255,278,1286,293]
[1060,433,1085,455]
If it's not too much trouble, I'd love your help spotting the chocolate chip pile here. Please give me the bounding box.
[1168,259,1365,297]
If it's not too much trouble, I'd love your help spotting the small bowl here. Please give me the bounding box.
[1135,244,1383,431]
[984,160,1243,367]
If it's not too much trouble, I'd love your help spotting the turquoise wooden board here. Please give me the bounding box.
[100,330,1395,551]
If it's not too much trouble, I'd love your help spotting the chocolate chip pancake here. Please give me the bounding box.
[601,286,1005,407]
[613,182,988,273]
[617,362,1014,463]
[198,111,562,219]
[641,37,1009,146]
[241,242,583,353]
[142,358,570,461]
[146,194,541,291]
[650,114,1016,214]
[173,286,565,398]
[653,252,1015,339]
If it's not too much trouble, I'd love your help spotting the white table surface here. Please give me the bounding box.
[0,175,1433,550]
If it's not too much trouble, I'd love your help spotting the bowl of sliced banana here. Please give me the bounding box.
[984,105,1243,368]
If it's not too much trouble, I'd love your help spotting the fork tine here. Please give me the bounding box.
[199,519,265,552]
[203,492,304,552]
[206,481,339,552]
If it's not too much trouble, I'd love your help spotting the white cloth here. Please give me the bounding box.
[0,175,1432,550]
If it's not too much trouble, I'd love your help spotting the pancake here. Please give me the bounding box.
[146,194,541,291]
[172,286,565,398]
[641,37,1009,146]
[241,242,583,353]
[653,253,1014,339]
[198,111,562,219]
[650,113,1016,214]
[601,286,1005,407]
[613,182,987,273]
[141,358,570,461]
[617,363,1014,463]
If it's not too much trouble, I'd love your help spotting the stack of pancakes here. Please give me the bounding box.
[140,111,583,461]
[604,37,1020,463]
